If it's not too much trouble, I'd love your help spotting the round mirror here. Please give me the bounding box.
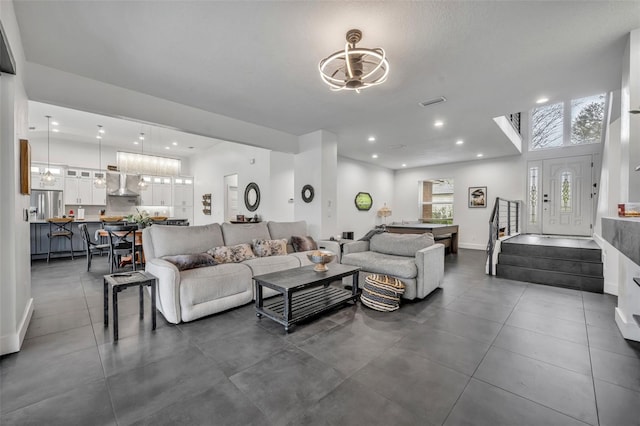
[244,182,260,212]
[301,184,314,203]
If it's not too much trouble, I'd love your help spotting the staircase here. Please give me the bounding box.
[496,235,604,293]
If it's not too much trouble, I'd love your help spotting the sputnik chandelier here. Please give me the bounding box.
[318,29,389,93]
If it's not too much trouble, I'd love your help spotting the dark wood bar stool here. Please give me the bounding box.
[46,218,75,262]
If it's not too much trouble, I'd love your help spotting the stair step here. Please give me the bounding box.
[496,264,603,293]
[500,242,601,262]
[498,253,603,277]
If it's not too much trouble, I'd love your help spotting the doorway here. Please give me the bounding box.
[528,155,594,236]
[224,174,238,222]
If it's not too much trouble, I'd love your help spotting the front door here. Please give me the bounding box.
[541,155,593,236]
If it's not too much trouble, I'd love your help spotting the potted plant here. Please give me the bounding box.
[126,209,152,228]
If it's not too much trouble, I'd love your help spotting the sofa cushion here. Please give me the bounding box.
[370,232,435,257]
[222,222,270,246]
[267,221,308,253]
[179,263,253,306]
[147,223,224,258]
[291,235,317,252]
[252,238,287,257]
[242,255,300,277]
[161,253,217,271]
[341,251,418,279]
[207,244,256,264]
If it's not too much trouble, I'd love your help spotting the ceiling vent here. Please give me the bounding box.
[419,96,447,108]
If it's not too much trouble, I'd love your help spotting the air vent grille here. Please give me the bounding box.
[419,96,447,108]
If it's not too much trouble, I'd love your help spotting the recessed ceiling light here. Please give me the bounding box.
[172,141,178,146]
[96,135,102,139]
[476,153,483,158]
[372,154,378,159]
[402,163,407,167]
[139,135,145,140]
[536,97,549,104]
[434,120,444,127]
[165,146,170,150]
[98,128,105,134]
[368,136,376,142]
[133,141,139,145]
[456,140,464,145]
[52,128,59,132]
[51,121,59,126]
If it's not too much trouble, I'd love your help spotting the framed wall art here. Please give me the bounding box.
[20,139,31,195]
[354,192,373,211]
[468,186,487,208]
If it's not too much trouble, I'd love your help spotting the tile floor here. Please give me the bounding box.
[1,249,640,425]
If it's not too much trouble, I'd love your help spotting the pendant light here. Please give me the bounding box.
[41,115,56,186]
[94,125,106,188]
[137,132,148,191]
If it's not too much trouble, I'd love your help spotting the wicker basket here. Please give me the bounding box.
[361,274,405,312]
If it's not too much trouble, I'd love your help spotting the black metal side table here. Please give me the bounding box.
[103,271,157,341]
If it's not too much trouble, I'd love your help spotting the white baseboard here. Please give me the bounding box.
[458,242,485,250]
[0,298,33,356]
[604,281,619,296]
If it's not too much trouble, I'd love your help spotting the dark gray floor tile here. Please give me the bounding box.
[24,308,91,339]
[0,380,115,426]
[108,347,227,425]
[397,327,491,376]
[461,287,522,307]
[506,309,588,345]
[31,296,88,318]
[291,378,424,426]
[92,310,172,345]
[98,326,193,377]
[424,308,503,343]
[352,347,469,424]
[175,306,255,344]
[594,379,640,426]
[0,346,104,414]
[514,297,585,324]
[493,325,591,375]
[519,287,584,309]
[198,323,289,376]
[230,346,344,425]
[129,380,269,426]
[445,297,514,323]
[585,308,619,332]
[587,325,640,359]
[444,378,589,426]
[298,318,404,377]
[475,347,597,425]
[591,347,640,393]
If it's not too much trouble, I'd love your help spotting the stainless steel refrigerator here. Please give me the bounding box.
[30,190,63,221]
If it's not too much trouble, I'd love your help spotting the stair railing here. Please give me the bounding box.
[487,197,522,275]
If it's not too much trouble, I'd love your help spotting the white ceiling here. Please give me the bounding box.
[13,1,640,169]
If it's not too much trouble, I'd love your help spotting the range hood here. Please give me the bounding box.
[107,172,140,197]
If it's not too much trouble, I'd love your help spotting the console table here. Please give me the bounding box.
[386,223,459,254]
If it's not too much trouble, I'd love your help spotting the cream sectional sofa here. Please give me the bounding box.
[340,232,444,300]
[142,220,337,324]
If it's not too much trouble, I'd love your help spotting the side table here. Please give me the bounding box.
[103,271,157,341]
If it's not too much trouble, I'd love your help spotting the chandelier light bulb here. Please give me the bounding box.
[41,115,57,187]
[319,29,389,93]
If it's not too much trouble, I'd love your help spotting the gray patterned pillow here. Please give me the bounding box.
[291,235,318,252]
[161,253,217,271]
[252,239,288,257]
[207,244,256,264]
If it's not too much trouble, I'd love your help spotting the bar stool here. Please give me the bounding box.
[47,218,75,262]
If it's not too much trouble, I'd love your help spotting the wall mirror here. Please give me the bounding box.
[244,182,260,212]
[301,184,314,203]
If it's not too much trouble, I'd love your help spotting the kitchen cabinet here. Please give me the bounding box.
[30,163,64,190]
[30,221,101,260]
[148,176,172,206]
[64,169,106,206]
[92,171,107,205]
[64,169,94,205]
[173,177,193,207]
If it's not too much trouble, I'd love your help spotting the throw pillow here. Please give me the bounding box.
[207,243,256,264]
[161,253,217,271]
[252,239,288,257]
[291,235,318,252]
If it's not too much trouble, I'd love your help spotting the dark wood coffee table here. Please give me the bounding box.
[254,264,361,332]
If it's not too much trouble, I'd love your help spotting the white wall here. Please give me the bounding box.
[269,151,294,222]
[0,0,33,355]
[394,155,525,249]
[337,156,395,240]
[190,141,273,225]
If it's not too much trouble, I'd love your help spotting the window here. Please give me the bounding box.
[560,171,572,212]
[530,93,605,151]
[419,179,453,224]
[528,166,539,224]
